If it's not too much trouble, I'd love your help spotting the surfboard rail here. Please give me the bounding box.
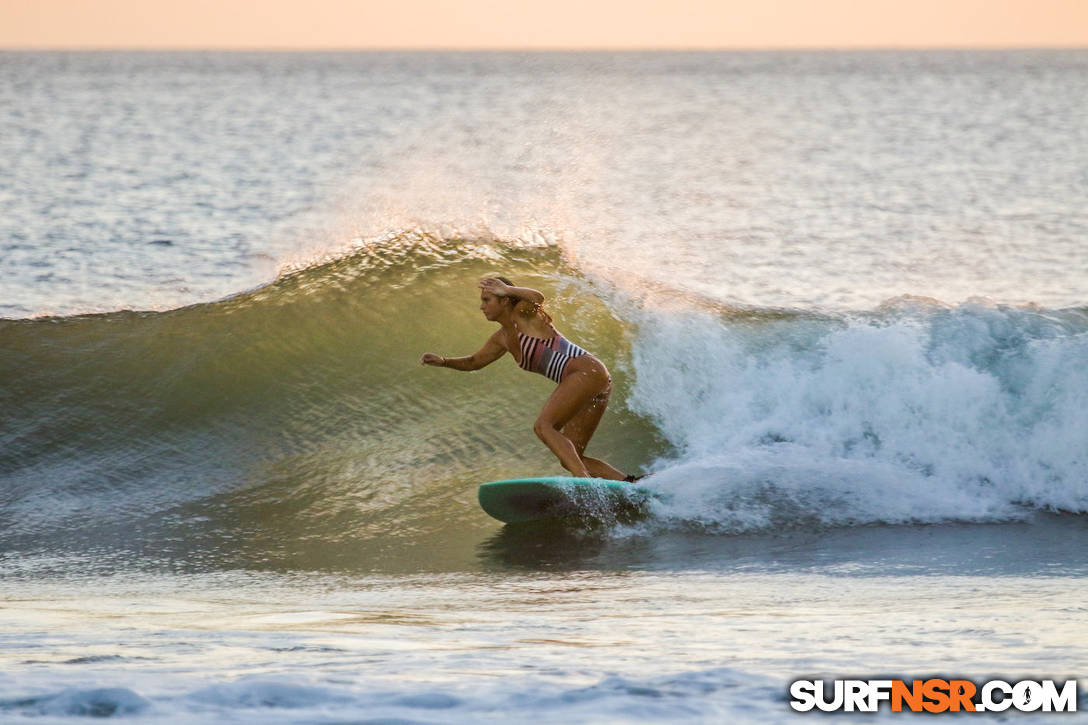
[478,476,654,524]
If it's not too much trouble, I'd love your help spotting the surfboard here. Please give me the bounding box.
[477,476,655,524]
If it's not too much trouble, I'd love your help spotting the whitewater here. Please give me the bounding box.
[2,50,1087,722]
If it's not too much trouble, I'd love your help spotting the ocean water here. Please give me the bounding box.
[1,50,1087,722]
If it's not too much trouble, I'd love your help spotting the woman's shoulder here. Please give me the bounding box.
[512,317,557,340]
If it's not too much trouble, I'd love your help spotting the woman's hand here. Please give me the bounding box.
[479,277,512,297]
[419,353,445,367]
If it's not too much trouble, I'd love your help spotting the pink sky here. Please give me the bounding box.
[3,0,1087,49]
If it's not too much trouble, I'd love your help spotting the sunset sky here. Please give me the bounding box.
[2,0,1087,49]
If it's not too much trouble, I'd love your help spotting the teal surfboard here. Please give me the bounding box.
[478,476,655,524]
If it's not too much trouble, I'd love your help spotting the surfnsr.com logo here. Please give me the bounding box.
[789,679,1079,713]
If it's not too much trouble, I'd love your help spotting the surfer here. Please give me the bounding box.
[420,277,637,481]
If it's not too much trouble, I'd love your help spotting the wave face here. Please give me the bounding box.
[2,234,1086,569]
[0,236,661,569]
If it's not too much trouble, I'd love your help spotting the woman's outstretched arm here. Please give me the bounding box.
[420,330,507,371]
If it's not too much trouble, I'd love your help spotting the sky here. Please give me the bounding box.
[2,0,1087,50]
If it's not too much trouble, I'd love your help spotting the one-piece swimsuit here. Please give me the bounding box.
[516,330,589,383]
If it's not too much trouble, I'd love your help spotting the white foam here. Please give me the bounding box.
[626,301,1088,529]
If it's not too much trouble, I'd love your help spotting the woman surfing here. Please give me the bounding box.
[420,277,638,481]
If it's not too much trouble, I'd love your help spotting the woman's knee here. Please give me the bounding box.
[533,417,555,440]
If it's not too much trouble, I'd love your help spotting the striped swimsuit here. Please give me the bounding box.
[516,330,589,383]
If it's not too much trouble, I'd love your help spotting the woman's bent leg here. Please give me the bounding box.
[561,384,625,481]
[534,369,610,477]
